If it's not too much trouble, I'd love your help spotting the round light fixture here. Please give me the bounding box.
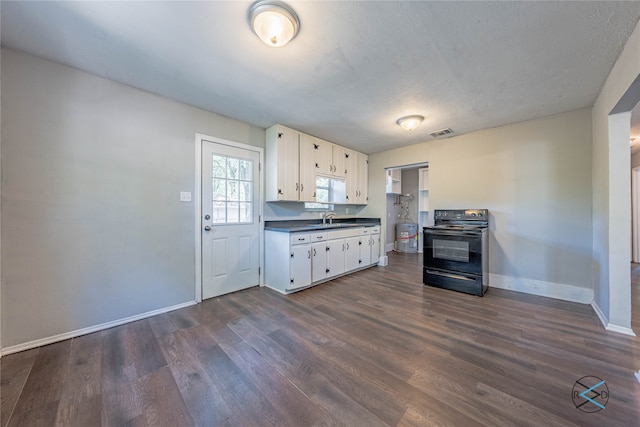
[396,115,424,131]
[248,1,300,47]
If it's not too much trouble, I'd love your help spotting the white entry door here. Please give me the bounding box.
[201,140,261,299]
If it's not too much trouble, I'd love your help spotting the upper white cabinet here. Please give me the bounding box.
[267,125,316,202]
[355,152,368,204]
[332,145,351,178]
[301,135,333,176]
[267,124,368,205]
[386,169,401,194]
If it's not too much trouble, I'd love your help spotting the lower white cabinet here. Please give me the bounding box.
[345,236,361,271]
[370,227,381,265]
[265,225,381,294]
[265,232,311,293]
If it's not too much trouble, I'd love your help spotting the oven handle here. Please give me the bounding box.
[423,230,482,237]
[425,269,476,282]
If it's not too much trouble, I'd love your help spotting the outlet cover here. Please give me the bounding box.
[180,192,192,202]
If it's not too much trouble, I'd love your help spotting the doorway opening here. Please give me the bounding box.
[384,163,429,254]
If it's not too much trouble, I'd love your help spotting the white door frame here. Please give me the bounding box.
[194,133,264,302]
[633,166,640,263]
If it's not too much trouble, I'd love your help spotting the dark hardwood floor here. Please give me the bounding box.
[2,252,639,426]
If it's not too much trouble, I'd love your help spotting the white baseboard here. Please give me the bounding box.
[591,301,608,328]
[385,243,395,253]
[378,255,389,266]
[590,301,636,336]
[489,273,594,304]
[0,300,197,356]
[605,324,636,336]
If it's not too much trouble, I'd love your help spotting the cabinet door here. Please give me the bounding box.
[298,134,317,202]
[314,138,333,176]
[278,127,300,201]
[312,242,328,282]
[332,145,350,178]
[356,152,368,204]
[326,239,345,278]
[359,235,372,267]
[290,244,311,290]
[370,233,380,265]
[344,236,361,271]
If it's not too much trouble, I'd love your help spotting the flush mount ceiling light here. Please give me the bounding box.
[248,1,300,47]
[396,115,424,131]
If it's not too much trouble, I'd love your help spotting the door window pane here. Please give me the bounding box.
[210,154,253,224]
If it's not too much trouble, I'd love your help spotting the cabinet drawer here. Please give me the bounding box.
[360,228,370,235]
[290,234,311,245]
[369,226,380,234]
[311,232,327,242]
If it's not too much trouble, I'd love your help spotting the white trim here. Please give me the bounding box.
[591,301,609,329]
[605,323,636,336]
[635,370,640,384]
[633,166,640,263]
[489,273,594,304]
[378,255,389,266]
[385,243,395,253]
[194,134,265,302]
[195,135,203,302]
[0,300,197,357]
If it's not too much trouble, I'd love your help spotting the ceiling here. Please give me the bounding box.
[2,1,640,154]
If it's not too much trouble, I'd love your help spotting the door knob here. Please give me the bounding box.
[204,226,211,231]
[204,215,211,220]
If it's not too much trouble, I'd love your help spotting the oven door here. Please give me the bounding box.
[423,229,483,275]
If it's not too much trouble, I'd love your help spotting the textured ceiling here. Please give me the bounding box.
[2,1,640,154]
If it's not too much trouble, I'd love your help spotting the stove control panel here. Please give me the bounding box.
[434,209,488,220]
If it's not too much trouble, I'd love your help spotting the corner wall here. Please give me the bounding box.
[363,109,594,302]
[591,18,640,332]
[1,49,265,350]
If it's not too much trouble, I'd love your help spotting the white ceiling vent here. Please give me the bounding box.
[429,128,454,138]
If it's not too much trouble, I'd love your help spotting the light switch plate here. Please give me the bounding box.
[180,192,192,202]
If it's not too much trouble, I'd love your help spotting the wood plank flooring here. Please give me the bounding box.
[2,252,639,426]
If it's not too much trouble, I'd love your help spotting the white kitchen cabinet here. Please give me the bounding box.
[266,124,368,205]
[326,238,346,278]
[351,152,368,205]
[386,169,401,194]
[345,236,361,271]
[265,231,311,293]
[266,125,301,201]
[370,226,381,265]
[312,235,345,282]
[266,225,380,294]
[301,134,333,176]
[332,145,351,178]
[311,241,328,282]
[290,243,312,290]
[298,133,318,202]
[358,228,372,267]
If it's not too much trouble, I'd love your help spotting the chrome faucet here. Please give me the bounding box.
[322,211,337,225]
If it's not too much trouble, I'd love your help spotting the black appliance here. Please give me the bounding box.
[423,209,489,296]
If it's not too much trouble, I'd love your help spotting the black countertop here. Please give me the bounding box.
[265,218,381,233]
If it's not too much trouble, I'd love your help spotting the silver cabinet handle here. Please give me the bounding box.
[204,226,211,231]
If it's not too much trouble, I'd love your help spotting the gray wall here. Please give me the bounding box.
[591,17,640,330]
[363,108,593,294]
[1,49,264,348]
